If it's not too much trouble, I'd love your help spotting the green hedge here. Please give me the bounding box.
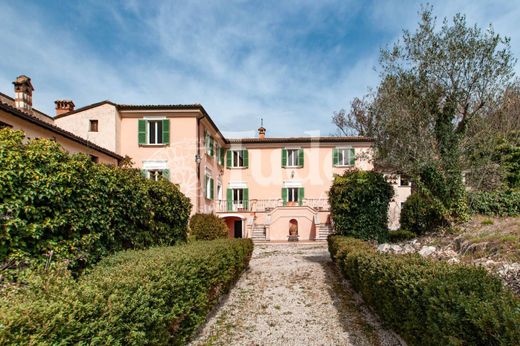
[0,239,253,345]
[189,213,229,240]
[400,193,448,235]
[329,170,394,242]
[467,190,520,216]
[387,229,416,243]
[0,129,191,272]
[328,236,520,345]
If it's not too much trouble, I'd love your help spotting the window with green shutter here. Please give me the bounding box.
[227,188,233,211]
[138,119,169,145]
[298,149,304,167]
[162,169,170,181]
[333,148,355,166]
[298,187,304,206]
[281,148,287,167]
[285,148,303,167]
[282,187,288,206]
[228,150,248,168]
[218,148,226,166]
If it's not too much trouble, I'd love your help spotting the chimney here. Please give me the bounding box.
[258,118,266,139]
[13,75,34,113]
[54,100,75,115]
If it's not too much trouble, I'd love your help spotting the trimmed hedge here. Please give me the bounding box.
[329,170,394,242]
[0,129,191,272]
[328,236,520,345]
[467,190,520,216]
[189,213,229,240]
[400,192,448,235]
[0,239,253,345]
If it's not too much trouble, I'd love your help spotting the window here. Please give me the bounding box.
[138,119,170,145]
[205,175,214,200]
[333,148,355,166]
[205,131,214,156]
[89,155,99,163]
[227,150,249,168]
[287,188,299,202]
[282,187,304,206]
[216,144,225,165]
[0,120,12,129]
[226,187,249,211]
[148,169,163,181]
[89,119,98,132]
[217,182,223,201]
[282,148,303,167]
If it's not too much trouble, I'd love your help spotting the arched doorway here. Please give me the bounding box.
[221,215,245,238]
[289,219,299,241]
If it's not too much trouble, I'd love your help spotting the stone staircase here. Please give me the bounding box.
[316,224,334,241]
[251,225,267,242]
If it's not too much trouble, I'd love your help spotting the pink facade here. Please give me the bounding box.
[54,101,411,241]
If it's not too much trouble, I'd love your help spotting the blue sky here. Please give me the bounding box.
[0,0,519,137]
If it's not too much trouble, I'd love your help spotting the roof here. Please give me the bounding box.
[54,101,372,145]
[0,101,123,161]
[0,91,54,122]
[56,101,227,143]
[227,136,373,144]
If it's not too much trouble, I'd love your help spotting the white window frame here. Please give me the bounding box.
[147,120,163,145]
[233,188,244,207]
[287,187,299,202]
[286,149,299,167]
[336,147,354,167]
[230,150,245,168]
[148,169,164,181]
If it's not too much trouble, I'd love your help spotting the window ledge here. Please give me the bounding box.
[139,144,169,147]
[283,166,303,169]
[334,165,355,168]
[227,166,248,169]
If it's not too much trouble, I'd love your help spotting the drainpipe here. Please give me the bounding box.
[196,116,201,213]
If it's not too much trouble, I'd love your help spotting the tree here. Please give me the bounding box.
[334,6,515,222]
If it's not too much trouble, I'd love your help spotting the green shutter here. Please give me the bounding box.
[243,188,249,210]
[349,148,355,166]
[210,138,214,156]
[227,188,233,211]
[205,176,208,198]
[226,150,232,168]
[298,149,304,167]
[210,178,214,200]
[243,150,249,168]
[298,187,304,206]
[162,119,170,144]
[138,120,146,144]
[333,148,339,166]
[163,169,170,181]
[282,188,287,206]
[219,148,225,165]
[140,169,147,178]
[281,148,287,167]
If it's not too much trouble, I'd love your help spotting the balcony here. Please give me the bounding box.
[216,198,330,213]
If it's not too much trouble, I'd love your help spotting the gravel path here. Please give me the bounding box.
[190,243,403,346]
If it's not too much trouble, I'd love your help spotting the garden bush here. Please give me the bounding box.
[329,170,394,242]
[0,239,253,345]
[328,236,520,345]
[467,190,520,216]
[387,229,416,243]
[0,128,191,273]
[189,213,229,240]
[399,193,448,235]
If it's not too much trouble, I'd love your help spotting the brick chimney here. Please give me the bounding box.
[258,118,266,139]
[13,75,34,113]
[54,100,75,115]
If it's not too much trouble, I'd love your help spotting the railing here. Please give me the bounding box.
[216,198,330,212]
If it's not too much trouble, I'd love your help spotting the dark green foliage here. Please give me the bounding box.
[328,236,520,345]
[387,229,416,243]
[0,239,253,345]
[494,135,520,190]
[400,193,448,235]
[189,213,229,240]
[0,128,191,273]
[329,170,394,242]
[468,190,520,216]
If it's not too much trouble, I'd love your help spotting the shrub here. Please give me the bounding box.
[189,213,229,240]
[387,229,416,243]
[400,193,448,235]
[467,190,520,216]
[329,170,394,242]
[328,236,520,345]
[0,128,191,273]
[0,239,253,345]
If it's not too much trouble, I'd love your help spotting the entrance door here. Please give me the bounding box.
[234,219,243,238]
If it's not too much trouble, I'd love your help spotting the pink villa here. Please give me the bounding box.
[0,76,410,241]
